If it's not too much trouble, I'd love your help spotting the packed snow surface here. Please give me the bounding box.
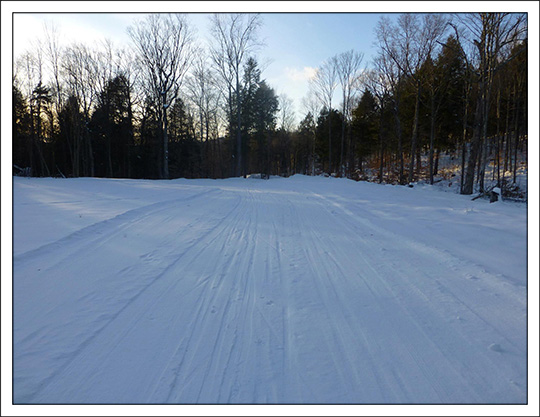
[13,175,527,404]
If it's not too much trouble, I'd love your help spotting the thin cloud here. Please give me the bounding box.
[285,66,317,81]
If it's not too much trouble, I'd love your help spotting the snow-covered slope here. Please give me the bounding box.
[13,175,527,404]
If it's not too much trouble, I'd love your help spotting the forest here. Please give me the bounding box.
[12,13,528,197]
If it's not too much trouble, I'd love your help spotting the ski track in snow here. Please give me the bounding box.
[12,176,527,404]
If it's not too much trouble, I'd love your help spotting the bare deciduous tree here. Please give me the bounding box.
[365,67,391,183]
[301,89,321,176]
[278,93,295,133]
[186,50,222,177]
[310,59,338,173]
[376,13,447,184]
[372,41,406,184]
[334,50,364,176]
[209,13,262,177]
[454,13,527,194]
[43,21,64,116]
[62,43,101,176]
[128,14,194,179]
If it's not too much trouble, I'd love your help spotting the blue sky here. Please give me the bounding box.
[12,11,393,123]
[258,13,387,103]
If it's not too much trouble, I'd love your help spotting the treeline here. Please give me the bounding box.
[13,13,527,196]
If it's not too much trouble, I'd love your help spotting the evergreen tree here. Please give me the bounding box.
[168,99,201,178]
[239,58,279,176]
[351,89,379,174]
[136,97,162,179]
[296,112,317,175]
[90,75,134,178]
[30,82,53,176]
[57,95,83,177]
[13,85,31,174]
[316,108,343,174]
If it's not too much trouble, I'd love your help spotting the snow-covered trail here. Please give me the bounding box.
[13,176,527,404]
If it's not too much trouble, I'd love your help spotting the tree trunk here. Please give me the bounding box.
[501,86,510,187]
[107,137,113,177]
[328,103,332,174]
[460,82,470,194]
[495,89,501,185]
[462,91,484,195]
[477,134,485,191]
[478,58,494,192]
[392,100,404,185]
[73,122,80,177]
[460,141,467,193]
[434,148,440,176]
[512,93,520,184]
[428,94,436,185]
[162,92,169,179]
[416,146,422,178]
[236,75,243,178]
[127,97,134,178]
[347,122,354,177]
[205,116,210,178]
[312,129,316,176]
[478,96,492,193]
[340,113,345,176]
[86,126,95,177]
[407,81,421,184]
[378,105,385,183]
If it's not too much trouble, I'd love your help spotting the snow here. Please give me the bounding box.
[12,174,529,405]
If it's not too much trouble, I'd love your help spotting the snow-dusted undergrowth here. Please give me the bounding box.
[13,175,527,404]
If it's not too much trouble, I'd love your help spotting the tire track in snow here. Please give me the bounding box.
[310,190,526,355]
[152,190,258,402]
[164,185,306,403]
[301,189,525,403]
[195,191,258,403]
[169,185,283,403]
[227,188,260,402]
[264,191,322,403]
[249,189,291,403]
[289,197,399,402]
[16,178,525,404]
[200,186,286,403]
[109,191,250,403]
[311,190,525,305]
[299,210,455,402]
[234,190,365,403]
[26,190,243,403]
[289,189,460,401]
[14,188,221,269]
